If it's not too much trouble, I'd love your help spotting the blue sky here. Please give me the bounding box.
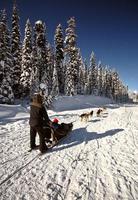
[1,0,138,91]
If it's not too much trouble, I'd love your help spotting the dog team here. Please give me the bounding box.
[79,107,107,122]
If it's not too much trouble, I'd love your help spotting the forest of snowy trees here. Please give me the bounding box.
[0,2,129,106]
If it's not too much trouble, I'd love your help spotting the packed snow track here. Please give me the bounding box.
[0,102,138,200]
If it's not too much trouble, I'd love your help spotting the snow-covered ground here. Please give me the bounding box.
[0,96,138,200]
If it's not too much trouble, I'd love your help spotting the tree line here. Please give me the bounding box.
[0,2,129,105]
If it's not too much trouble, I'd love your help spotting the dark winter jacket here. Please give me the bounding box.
[29,102,50,127]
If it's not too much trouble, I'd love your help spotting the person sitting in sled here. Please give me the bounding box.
[52,118,60,130]
[51,118,73,142]
[29,93,52,153]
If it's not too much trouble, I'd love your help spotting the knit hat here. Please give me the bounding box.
[53,118,59,123]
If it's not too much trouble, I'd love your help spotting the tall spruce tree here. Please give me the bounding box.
[89,51,98,95]
[51,63,59,97]
[0,10,5,85]
[0,9,14,104]
[54,24,64,94]
[83,59,89,94]
[11,2,21,98]
[97,61,103,96]
[77,49,85,94]
[64,58,74,96]
[104,67,112,98]
[112,70,120,101]
[31,21,49,95]
[20,19,32,97]
[78,64,85,94]
[46,43,54,94]
[64,17,79,95]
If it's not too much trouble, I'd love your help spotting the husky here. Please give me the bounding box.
[89,110,94,117]
[102,106,107,111]
[96,109,103,117]
[79,110,94,122]
[80,113,90,122]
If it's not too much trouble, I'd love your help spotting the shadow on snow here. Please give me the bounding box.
[49,128,124,153]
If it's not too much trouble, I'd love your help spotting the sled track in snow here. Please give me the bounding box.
[0,153,39,187]
[0,105,138,199]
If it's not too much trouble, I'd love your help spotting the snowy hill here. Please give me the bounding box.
[52,95,113,112]
[0,96,138,200]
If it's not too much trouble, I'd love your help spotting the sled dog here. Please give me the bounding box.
[102,107,107,111]
[89,110,94,117]
[96,109,104,117]
[80,113,90,122]
[80,110,94,122]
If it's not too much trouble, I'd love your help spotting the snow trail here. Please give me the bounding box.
[0,100,138,199]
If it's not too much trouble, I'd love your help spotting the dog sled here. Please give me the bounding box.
[43,122,73,147]
[28,122,73,153]
[26,122,73,153]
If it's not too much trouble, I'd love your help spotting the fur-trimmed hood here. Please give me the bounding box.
[30,102,42,108]
[30,93,43,108]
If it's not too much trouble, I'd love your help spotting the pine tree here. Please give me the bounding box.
[31,21,49,94]
[97,61,103,96]
[0,79,14,104]
[0,9,14,104]
[64,59,75,96]
[112,70,120,101]
[51,63,59,97]
[64,17,79,95]
[104,67,112,98]
[89,51,98,95]
[20,19,32,97]
[78,64,85,94]
[54,24,64,94]
[101,66,106,96]
[0,11,5,85]
[83,59,89,94]
[77,50,85,94]
[11,2,21,98]
[46,43,54,94]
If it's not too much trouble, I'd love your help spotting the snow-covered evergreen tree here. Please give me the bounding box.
[64,17,79,95]
[20,19,32,97]
[51,63,59,97]
[0,79,14,104]
[46,43,54,94]
[83,59,89,94]
[11,2,21,98]
[77,50,85,94]
[89,51,98,95]
[112,70,120,101]
[104,67,113,98]
[0,11,5,85]
[78,64,85,94]
[97,61,103,96]
[64,58,75,96]
[0,9,14,104]
[31,21,49,95]
[54,24,64,94]
[101,66,106,96]
[30,63,40,96]
[117,81,129,102]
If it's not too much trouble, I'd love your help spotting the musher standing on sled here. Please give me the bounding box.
[29,93,51,153]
